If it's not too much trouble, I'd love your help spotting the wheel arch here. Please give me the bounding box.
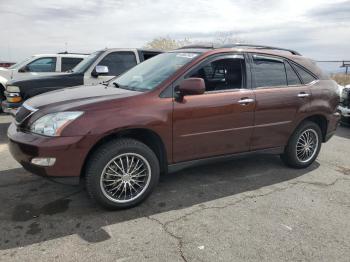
[81,128,168,178]
[294,114,328,142]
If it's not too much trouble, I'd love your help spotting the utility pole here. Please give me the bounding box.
[341,61,349,75]
[316,60,350,75]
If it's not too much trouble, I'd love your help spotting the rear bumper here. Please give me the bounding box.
[7,123,93,184]
[325,112,341,142]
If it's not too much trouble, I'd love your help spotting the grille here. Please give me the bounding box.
[15,104,35,124]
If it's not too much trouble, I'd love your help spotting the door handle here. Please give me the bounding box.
[297,92,310,98]
[238,98,255,105]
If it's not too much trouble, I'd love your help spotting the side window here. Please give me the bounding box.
[189,58,244,92]
[61,57,83,72]
[26,57,57,72]
[98,52,137,76]
[252,55,287,88]
[284,61,301,85]
[142,52,159,61]
[291,63,316,84]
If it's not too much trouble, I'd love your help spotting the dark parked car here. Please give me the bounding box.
[8,44,340,209]
[2,48,161,114]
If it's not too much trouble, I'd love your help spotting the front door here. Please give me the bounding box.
[172,54,255,163]
[85,51,138,85]
[16,57,58,80]
[249,54,312,150]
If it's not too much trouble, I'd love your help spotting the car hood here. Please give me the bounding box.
[25,84,141,111]
[0,67,12,81]
[8,72,75,86]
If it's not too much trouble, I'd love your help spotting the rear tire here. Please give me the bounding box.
[281,121,322,168]
[86,138,160,210]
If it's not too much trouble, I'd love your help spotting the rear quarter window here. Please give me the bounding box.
[284,61,301,85]
[291,63,317,84]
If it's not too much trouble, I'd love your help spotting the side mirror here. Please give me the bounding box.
[176,78,205,97]
[18,65,29,73]
[92,65,109,77]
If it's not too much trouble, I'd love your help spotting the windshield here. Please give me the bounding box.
[72,51,103,73]
[9,56,33,69]
[112,52,199,91]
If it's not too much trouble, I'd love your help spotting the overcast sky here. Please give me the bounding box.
[1,0,350,65]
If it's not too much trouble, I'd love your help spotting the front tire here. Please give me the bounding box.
[86,138,160,209]
[281,121,322,168]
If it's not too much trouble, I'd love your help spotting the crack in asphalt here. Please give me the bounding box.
[289,176,350,188]
[147,216,188,262]
[147,175,350,261]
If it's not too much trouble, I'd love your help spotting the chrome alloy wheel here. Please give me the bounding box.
[296,129,319,163]
[100,153,151,203]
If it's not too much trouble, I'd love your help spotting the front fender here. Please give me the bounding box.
[0,75,8,90]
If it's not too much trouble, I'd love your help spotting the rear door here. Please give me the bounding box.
[249,54,312,150]
[60,57,84,72]
[172,54,255,162]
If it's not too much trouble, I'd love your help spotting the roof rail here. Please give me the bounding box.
[220,44,301,55]
[57,51,90,55]
[178,43,214,50]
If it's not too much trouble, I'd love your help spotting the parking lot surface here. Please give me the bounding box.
[0,113,349,261]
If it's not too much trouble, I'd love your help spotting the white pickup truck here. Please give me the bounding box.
[0,53,87,106]
[2,48,161,113]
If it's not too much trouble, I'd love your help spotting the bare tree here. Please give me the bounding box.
[144,36,192,50]
[213,31,246,45]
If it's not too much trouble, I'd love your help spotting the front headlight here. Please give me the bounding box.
[6,85,20,92]
[30,111,84,136]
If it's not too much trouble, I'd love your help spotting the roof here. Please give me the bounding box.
[32,53,88,58]
[174,43,329,80]
[96,48,163,53]
[177,43,301,56]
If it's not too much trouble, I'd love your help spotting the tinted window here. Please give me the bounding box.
[98,52,137,76]
[142,52,160,61]
[292,63,316,84]
[189,58,244,91]
[285,61,301,85]
[252,55,287,88]
[61,57,83,72]
[26,57,57,72]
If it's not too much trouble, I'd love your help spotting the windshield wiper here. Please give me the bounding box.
[113,82,120,88]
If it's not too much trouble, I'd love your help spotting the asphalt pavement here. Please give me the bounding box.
[0,113,349,262]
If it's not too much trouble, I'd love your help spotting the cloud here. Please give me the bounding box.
[308,0,350,22]
[0,0,349,64]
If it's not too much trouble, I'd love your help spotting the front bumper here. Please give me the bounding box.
[7,122,93,184]
[1,100,21,115]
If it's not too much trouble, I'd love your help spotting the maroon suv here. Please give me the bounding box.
[8,44,340,209]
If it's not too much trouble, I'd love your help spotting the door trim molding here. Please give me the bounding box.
[181,120,291,137]
[168,146,284,173]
